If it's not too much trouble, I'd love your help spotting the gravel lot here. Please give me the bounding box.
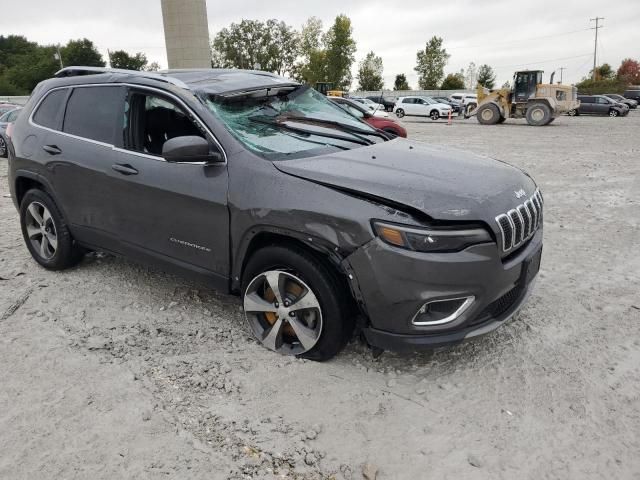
[1,111,639,480]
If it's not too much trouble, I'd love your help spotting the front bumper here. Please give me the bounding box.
[346,228,543,352]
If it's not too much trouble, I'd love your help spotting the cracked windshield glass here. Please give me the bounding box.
[205,86,381,159]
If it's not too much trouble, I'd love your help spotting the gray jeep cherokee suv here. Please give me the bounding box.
[7,67,543,360]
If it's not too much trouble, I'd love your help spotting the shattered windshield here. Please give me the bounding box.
[204,86,381,160]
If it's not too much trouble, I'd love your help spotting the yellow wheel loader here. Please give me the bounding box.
[467,70,579,126]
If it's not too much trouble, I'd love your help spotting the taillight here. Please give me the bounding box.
[6,122,14,138]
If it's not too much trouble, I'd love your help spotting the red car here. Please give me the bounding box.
[328,97,407,138]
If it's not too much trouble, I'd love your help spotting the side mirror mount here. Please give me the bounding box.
[162,136,223,164]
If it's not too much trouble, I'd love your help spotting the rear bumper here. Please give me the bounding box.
[347,228,543,352]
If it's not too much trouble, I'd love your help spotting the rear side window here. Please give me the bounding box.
[63,86,124,144]
[402,98,414,104]
[33,89,68,130]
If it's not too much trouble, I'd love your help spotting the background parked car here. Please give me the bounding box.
[449,93,478,113]
[393,96,453,120]
[329,97,407,137]
[0,103,19,117]
[623,88,640,103]
[349,97,386,112]
[570,95,629,117]
[0,106,21,158]
[432,96,461,113]
[365,95,396,112]
[604,93,638,109]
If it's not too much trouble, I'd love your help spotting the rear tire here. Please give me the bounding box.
[242,245,352,361]
[19,189,85,270]
[476,103,500,125]
[567,109,578,116]
[526,102,552,126]
[0,136,6,158]
[395,108,405,118]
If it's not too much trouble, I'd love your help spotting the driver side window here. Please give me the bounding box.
[124,91,207,156]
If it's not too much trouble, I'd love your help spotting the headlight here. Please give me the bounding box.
[373,221,492,253]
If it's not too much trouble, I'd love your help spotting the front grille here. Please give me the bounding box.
[495,189,543,252]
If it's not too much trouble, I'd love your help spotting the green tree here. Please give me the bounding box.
[441,72,465,90]
[293,17,326,85]
[592,63,615,80]
[109,50,148,70]
[414,36,449,89]
[356,51,384,91]
[61,39,105,67]
[323,14,357,90]
[393,74,410,90]
[476,64,496,89]
[211,19,298,76]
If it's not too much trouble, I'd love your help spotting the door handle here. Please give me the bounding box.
[111,164,139,176]
[42,145,62,155]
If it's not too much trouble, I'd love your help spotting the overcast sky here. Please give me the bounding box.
[2,0,639,88]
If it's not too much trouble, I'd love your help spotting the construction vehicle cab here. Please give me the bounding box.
[470,70,579,126]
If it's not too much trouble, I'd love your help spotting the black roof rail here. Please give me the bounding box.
[54,66,190,89]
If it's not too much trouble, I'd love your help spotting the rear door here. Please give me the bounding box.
[39,85,126,248]
[595,96,610,114]
[580,96,594,114]
[109,87,230,284]
[401,97,417,115]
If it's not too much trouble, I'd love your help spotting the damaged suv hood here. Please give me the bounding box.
[273,138,537,222]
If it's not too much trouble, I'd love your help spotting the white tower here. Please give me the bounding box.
[161,0,211,69]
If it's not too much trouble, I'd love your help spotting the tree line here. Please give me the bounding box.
[0,36,158,95]
[3,17,638,97]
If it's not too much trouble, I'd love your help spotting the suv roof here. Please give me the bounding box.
[53,66,298,96]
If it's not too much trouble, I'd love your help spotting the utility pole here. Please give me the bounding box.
[559,67,566,83]
[590,17,604,80]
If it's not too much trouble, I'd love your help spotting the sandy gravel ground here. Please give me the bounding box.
[1,111,639,480]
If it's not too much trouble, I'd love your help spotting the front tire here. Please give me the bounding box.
[609,109,619,117]
[20,189,85,270]
[567,109,578,116]
[430,110,440,121]
[395,108,405,118]
[0,136,6,158]
[242,245,352,361]
[476,103,500,125]
[526,102,552,126]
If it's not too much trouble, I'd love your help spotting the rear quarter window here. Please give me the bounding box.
[63,86,125,144]
[33,89,68,130]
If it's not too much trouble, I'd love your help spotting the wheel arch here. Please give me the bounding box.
[13,171,67,218]
[231,227,363,316]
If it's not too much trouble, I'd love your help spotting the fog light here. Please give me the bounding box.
[411,296,475,326]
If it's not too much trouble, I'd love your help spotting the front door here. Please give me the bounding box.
[110,88,230,284]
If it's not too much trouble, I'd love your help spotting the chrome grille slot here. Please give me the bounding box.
[495,189,543,253]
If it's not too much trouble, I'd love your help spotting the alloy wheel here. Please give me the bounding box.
[609,110,618,117]
[244,270,323,356]
[25,201,58,260]
[0,136,6,157]
[430,111,439,120]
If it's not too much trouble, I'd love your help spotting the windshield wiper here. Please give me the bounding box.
[280,115,390,142]
[249,115,372,147]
